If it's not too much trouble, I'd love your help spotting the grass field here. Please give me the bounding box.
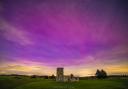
[0,76,128,89]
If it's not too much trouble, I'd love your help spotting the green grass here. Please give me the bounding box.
[0,76,128,89]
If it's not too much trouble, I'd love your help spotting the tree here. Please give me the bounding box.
[70,74,74,79]
[101,69,107,78]
[50,74,55,79]
[95,69,107,79]
[31,75,37,78]
[95,69,101,78]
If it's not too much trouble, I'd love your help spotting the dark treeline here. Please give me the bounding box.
[0,70,128,80]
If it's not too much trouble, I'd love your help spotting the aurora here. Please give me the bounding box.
[0,0,128,76]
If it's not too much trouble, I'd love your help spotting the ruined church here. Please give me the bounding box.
[56,67,79,82]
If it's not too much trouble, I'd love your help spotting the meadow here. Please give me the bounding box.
[0,75,128,89]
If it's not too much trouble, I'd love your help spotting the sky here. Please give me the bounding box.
[0,0,128,76]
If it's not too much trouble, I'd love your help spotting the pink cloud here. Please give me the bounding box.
[0,20,33,46]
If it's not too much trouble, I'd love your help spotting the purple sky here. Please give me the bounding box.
[0,0,128,76]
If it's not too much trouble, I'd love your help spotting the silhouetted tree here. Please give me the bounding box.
[50,74,55,79]
[101,69,107,78]
[95,69,101,78]
[95,69,107,79]
[70,74,74,79]
[31,75,37,78]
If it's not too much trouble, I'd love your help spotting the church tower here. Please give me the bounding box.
[56,67,64,81]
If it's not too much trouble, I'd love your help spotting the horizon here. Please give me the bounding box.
[0,0,128,77]
[0,67,128,77]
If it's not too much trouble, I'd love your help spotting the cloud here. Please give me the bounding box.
[0,57,128,76]
[0,62,55,75]
[94,45,128,62]
[0,20,33,46]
